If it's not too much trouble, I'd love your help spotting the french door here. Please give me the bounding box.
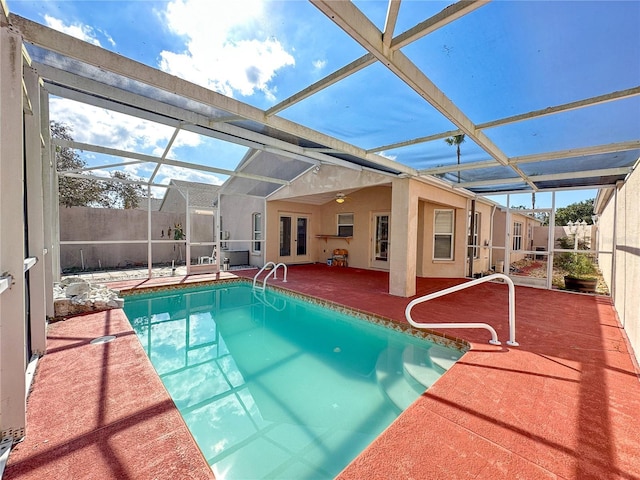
[279,214,310,263]
[371,212,390,269]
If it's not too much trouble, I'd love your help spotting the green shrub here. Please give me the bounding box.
[564,253,598,279]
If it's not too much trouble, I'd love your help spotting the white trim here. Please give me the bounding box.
[433,209,454,260]
[337,212,354,237]
[252,212,262,254]
[512,222,523,251]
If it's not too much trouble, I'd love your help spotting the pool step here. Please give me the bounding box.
[425,344,462,371]
[376,345,463,412]
[401,345,445,392]
[375,347,429,412]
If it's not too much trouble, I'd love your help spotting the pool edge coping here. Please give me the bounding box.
[118,278,470,354]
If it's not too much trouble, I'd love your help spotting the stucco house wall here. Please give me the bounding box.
[265,200,323,265]
[219,194,265,267]
[315,186,392,268]
[492,210,541,267]
[596,166,640,359]
[266,174,488,280]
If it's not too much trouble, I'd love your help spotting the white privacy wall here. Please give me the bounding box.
[598,166,640,361]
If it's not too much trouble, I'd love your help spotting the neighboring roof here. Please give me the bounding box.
[135,197,163,212]
[159,180,220,212]
[7,2,639,198]
[221,149,312,197]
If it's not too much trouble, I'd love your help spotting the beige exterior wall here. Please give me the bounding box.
[533,226,596,250]
[597,166,640,360]
[219,194,264,267]
[265,200,323,264]
[265,187,393,268]
[266,178,486,282]
[492,210,541,266]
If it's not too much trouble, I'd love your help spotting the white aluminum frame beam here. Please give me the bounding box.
[420,140,640,176]
[41,68,389,174]
[267,0,484,118]
[310,0,537,190]
[52,139,291,186]
[149,124,182,184]
[382,0,401,46]
[457,166,632,189]
[0,22,27,442]
[390,0,489,49]
[371,86,640,154]
[13,14,413,176]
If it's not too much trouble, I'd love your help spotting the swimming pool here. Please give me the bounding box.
[124,282,464,479]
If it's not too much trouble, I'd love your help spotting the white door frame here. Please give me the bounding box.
[371,212,390,270]
[278,213,311,264]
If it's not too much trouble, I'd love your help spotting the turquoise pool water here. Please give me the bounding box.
[124,283,463,480]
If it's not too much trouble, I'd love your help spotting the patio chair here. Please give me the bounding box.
[332,248,348,267]
[198,246,217,265]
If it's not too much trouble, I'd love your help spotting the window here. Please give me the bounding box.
[279,216,291,256]
[434,209,454,260]
[513,222,523,251]
[468,211,480,259]
[252,213,261,253]
[337,213,354,237]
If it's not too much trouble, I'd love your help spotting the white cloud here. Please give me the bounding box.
[378,151,398,161]
[49,98,226,186]
[43,15,107,47]
[159,0,295,99]
[313,59,327,71]
[155,165,225,186]
[50,97,200,153]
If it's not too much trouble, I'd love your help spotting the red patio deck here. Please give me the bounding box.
[5,264,640,479]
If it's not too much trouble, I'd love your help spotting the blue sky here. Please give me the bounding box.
[8,0,640,207]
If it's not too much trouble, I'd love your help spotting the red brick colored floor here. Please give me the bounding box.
[6,264,640,479]
[4,309,215,480]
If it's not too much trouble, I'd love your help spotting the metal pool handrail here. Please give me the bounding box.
[405,273,519,347]
[253,262,288,290]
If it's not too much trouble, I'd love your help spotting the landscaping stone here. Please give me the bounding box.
[53,278,124,320]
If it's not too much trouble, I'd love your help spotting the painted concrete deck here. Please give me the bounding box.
[5,264,640,479]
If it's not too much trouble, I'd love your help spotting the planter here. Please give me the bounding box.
[564,275,597,293]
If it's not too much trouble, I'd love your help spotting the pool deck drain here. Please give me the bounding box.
[89,335,116,344]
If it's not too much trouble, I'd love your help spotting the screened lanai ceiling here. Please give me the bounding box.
[6,0,640,198]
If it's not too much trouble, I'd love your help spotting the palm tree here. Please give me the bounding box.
[444,134,466,183]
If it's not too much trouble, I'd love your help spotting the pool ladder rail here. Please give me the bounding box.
[405,273,519,347]
[253,262,288,290]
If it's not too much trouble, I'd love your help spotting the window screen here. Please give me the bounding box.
[434,209,454,260]
[337,213,354,237]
